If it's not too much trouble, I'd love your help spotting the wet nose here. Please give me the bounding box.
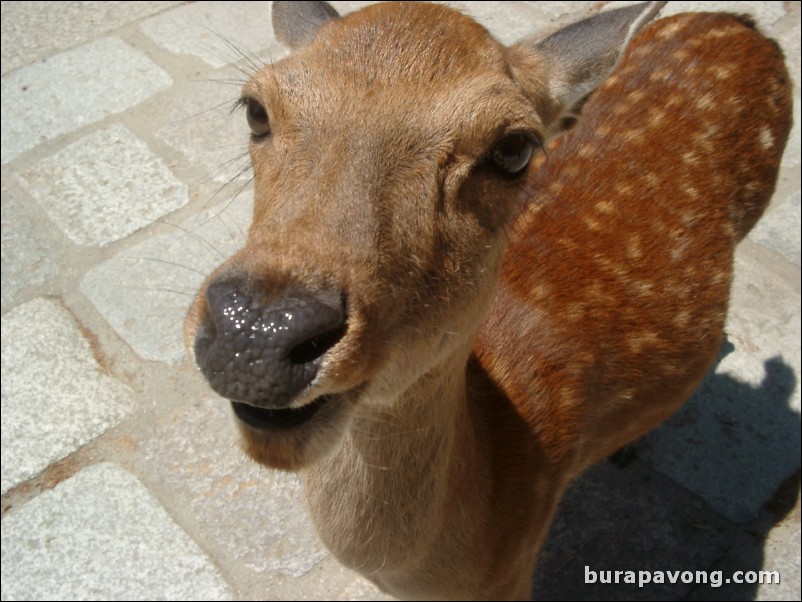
[194,277,347,407]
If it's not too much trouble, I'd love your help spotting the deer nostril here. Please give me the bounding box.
[289,322,348,365]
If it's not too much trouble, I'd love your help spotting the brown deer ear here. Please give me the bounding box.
[509,1,666,129]
[272,1,340,49]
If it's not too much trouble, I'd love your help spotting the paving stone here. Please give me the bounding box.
[0,1,181,75]
[135,396,395,600]
[156,74,252,184]
[328,1,562,43]
[533,461,729,601]
[0,299,132,494]
[335,575,396,601]
[657,1,787,28]
[140,1,285,69]
[778,85,802,170]
[758,514,802,600]
[13,125,188,247]
[1,37,172,163]
[639,250,801,523]
[0,189,62,307]
[137,397,328,578]
[81,192,253,363]
[0,463,232,601]
[749,191,802,267]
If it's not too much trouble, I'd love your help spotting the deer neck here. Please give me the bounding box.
[300,341,490,576]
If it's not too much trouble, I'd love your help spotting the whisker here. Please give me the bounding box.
[155,219,228,262]
[116,255,209,278]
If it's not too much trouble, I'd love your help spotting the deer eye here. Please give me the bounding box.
[485,132,540,177]
[244,98,270,138]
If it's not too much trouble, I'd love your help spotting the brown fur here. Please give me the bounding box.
[185,4,792,599]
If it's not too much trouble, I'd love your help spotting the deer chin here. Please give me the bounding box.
[232,390,358,471]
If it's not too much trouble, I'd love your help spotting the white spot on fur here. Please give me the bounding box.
[681,183,700,200]
[628,330,660,354]
[548,181,564,197]
[649,108,667,124]
[695,93,715,111]
[616,182,634,197]
[708,26,743,38]
[627,234,642,260]
[682,151,700,165]
[671,239,690,263]
[595,200,615,214]
[673,310,691,329]
[656,20,686,39]
[710,64,735,80]
[759,125,775,150]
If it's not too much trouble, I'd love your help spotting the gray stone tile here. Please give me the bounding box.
[140,1,285,69]
[1,189,62,307]
[757,514,802,600]
[135,396,394,600]
[329,1,556,43]
[81,192,253,363]
[749,192,802,267]
[0,1,181,75]
[0,299,132,494]
[785,92,801,169]
[137,397,328,581]
[540,462,799,602]
[533,461,729,601]
[655,1,787,29]
[1,37,172,163]
[639,249,801,523]
[13,125,188,247]
[156,75,252,184]
[335,576,396,601]
[0,463,232,601]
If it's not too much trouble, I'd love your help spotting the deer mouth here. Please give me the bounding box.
[231,394,332,430]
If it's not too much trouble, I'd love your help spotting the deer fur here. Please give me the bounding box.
[184,2,792,599]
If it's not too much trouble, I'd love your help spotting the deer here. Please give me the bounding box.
[183,1,793,599]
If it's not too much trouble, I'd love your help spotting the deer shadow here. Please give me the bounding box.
[531,339,800,601]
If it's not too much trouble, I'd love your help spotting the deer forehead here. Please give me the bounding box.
[308,2,508,83]
[246,4,544,166]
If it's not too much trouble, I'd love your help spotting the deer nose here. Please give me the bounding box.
[194,277,347,408]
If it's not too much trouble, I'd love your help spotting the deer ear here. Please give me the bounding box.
[511,1,666,127]
[272,1,340,49]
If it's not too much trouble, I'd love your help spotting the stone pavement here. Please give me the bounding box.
[1,1,799,600]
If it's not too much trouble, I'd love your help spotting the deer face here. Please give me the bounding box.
[184,3,549,469]
[184,1,662,469]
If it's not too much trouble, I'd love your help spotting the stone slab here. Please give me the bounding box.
[749,192,802,267]
[1,299,132,494]
[0,463,231,601]
[13,125,188,247]
[1,37,172,163]
[1,189,62,307]
[138,397,328,578]
[140,1,285,69]
[0,1,180,75]
[533,461,730,601]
